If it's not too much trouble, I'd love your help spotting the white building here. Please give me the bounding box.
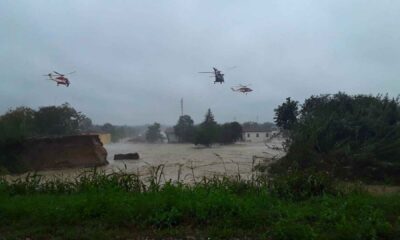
[242,130,271,142]
[165,128,178,143]
[241,124,279,143]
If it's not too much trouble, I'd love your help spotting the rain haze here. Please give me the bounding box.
[1,0,399,125]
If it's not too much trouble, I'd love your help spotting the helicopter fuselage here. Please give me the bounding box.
[199,67,225,84]
[214,74,224,84]
[231,86,253,94]
[213,68,224,84]
[48,74,70,87]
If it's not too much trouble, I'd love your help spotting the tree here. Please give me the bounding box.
[229,121,243,142]
[219,122,243,144]
[274,97,299,131]
[270,93,400,183]
[0,107,36,139]
[34,103,90,136]
[194,109,220,147]
[101,123,114,133]
[174,115,195,143]
[0,107,36,174]
[0,103,92,138]
[78,115,93,132]
[145,122,163,143]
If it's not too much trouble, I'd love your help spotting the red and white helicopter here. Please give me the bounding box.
[231,84,253,94]
[44,71,75,87]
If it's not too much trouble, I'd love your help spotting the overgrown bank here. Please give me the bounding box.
[0,170,399,239]
[271,93,400,184]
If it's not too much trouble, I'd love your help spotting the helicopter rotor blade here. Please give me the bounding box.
[66,71,76,75]
[198,72,214,73]
[53,71,63,76]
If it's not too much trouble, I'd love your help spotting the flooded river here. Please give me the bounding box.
[21,140,284,183]
[105,141,284,181]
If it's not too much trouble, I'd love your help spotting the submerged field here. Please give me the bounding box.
[35,141,284,182]
[1,170,399,239]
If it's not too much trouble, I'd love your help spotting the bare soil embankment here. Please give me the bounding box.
[12,135,108,172]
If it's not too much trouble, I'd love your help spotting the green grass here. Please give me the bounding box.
[0,170,399,239]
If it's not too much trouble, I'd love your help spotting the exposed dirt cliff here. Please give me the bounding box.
[15,135,108,171]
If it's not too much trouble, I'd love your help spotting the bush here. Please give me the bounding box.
[268,170,339,201]
[0,169,399,239]
[0,138,27,173]
[269,221,316,240]
[271,93,400,184]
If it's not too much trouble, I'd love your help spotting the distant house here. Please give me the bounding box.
[242,125,276,143]
[165,128,178,143]
[242,130,270,142]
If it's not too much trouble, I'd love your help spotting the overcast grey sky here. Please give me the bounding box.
[1,1,399,125]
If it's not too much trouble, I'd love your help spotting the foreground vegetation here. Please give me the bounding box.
[0,169,399,239]
[272,93,400,184]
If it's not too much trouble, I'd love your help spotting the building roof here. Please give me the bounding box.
[242,125,269,132]
[243,129,269,133]
[164,127,175,134]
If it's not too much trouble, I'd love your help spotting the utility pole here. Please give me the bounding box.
[180,98,184,116]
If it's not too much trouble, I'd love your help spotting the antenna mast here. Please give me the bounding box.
[180,98,184,116]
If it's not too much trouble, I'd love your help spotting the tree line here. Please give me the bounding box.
[0,103,92,140]
[0,103,140,143]
[148,109,243,146]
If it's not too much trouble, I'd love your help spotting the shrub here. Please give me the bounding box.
[271,93,400,184]
[268,170,339,201]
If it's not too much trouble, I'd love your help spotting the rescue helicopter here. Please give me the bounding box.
[44,71,75,87]
[231,84,253,94]
[198,67,225,84]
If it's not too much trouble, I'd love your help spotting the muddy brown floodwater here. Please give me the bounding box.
[22,139,285,183]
